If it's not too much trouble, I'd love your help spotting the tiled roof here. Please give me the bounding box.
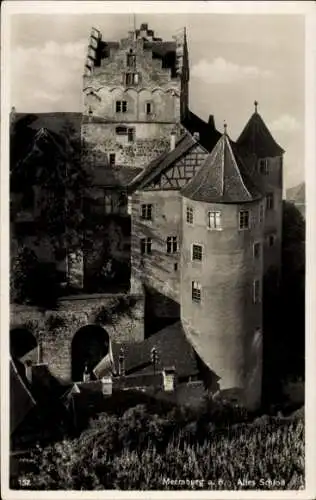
[10,358,36,434]
[182,110,222,153]
[129,131,197,191]
[112,321,199,378]
[237,111,284,158]
[93,166,142,187]
[181,132,262,204]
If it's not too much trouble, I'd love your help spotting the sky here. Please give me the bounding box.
[10,13,305,189]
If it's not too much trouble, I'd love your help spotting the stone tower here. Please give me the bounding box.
[237,102,284,277]
[82,24,190,170]
[180,129,264,410]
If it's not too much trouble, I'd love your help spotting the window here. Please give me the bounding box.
[146,102,152,115]
[208,211,221,230]
[127,128,135,142]
[127,52,136,68]
[268,234,276,247]
[116,126,135,142]
[239,210,250,230]
[253,242,261,259]
[258,158,269,175]
[116,100,127,113]
[140,238,152,255]
[192,244,203,261]
[141,204,152,220]
[105,193,112,214]
[253,279,261,304]
[125,73,139,85]
[116,126,127,135]
[109,153,115,166]
[259,203,264,224]
[186,206,194,224]
[167,236,178,253]
[192,281,201,303]
[266,193,274,210]
[174,263,178,271]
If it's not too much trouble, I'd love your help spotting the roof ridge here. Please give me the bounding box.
[225,135,252,200]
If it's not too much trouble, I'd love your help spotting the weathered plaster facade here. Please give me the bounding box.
[180,198,263,410]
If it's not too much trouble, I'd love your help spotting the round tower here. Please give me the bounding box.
[180,130,264,410]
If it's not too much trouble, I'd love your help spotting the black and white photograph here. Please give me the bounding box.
[1,1,315,497]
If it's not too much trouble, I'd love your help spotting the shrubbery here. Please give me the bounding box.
[15,403,304,490]
[11,246,61,308]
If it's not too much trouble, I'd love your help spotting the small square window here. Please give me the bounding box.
[266,193,274,210]
[192,244,203,261]
[125,73,139,85]
[167,236,178,253]
[253,279,261,304]
[140,237,152,255]
[109,153,116,166]
[192,281,201,303]
[253,242,261,259]
[208,211,221,230]
[141,204,152,220]
[116,101,127,113]
[239,210,250,230]
[187,207,194,224]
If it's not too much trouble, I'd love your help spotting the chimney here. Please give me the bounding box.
[170,130,176,151]
[193,131,200,141]
[208,115,215,129]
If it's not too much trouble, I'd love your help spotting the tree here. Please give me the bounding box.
[11,120,93,260]
[262,201,305,404]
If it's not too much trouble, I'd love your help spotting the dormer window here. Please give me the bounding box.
[125,73,139,85]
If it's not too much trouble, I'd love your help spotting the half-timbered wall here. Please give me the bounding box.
[144,144,208,190]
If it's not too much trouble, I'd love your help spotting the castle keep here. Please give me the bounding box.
[10,23,284,410]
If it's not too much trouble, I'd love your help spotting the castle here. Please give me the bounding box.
[10,23,284,411]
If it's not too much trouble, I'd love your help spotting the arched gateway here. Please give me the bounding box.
[71,324,110,382]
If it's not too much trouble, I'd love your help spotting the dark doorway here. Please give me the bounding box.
[71,325,110,382]
[10,327,37,360]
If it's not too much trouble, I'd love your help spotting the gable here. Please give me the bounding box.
[144,143,208,191]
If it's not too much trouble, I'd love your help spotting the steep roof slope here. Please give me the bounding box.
[112,321,199,378]
[237,110,284,158]
[128,131,197,191]
[181,132,262,203]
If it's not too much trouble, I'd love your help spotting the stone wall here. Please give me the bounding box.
[82,120,179,170]
[10,293,144,381]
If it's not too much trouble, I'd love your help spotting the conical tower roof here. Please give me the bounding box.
[237,105,284,158]
[181,131,262,204]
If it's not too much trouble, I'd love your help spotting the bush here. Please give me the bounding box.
[11,247,61,308]
[17,405,304,490]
